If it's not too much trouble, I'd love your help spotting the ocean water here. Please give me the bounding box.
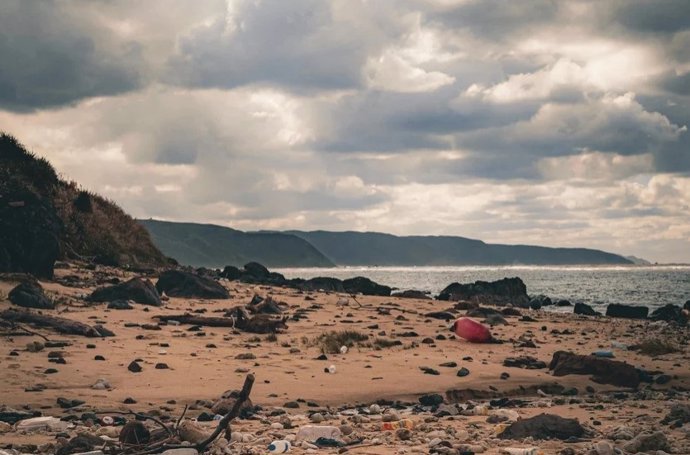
[275,265,690,312]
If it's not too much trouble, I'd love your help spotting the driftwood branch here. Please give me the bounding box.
[119,374,255,455]
[197,373,254,450]
[153,314,236,328]
[0,309,112,337]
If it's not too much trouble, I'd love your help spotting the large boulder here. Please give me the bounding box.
[156,270,230,299]
[8,281,54,309]
[549,350,640,388]
[0,190,61,279]
[242,262,270,279]
[574,302,600,316]
[88,278,161,306]
[342,276,391,296]
[498,413,585,440]
[437,277,529,306]
[298,277,345,292]
[220,265,241,280]
[649,304,686,324]
[606,303,649,319]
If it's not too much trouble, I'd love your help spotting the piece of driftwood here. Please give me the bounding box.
[153,314,237,327]
[0,309,113,337]
[120,374,255,455]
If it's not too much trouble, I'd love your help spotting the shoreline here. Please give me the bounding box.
[1,264,689,454]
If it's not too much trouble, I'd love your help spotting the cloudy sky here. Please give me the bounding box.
[1,0,689,262]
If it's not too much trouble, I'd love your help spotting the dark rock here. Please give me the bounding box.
[57,397,85,409]
[466,307,503,318]
[8,281,54,309]
[343,276,391,296]
[438,277,529,306]
[650,304,686,324]
[156,270,229,299]
[549,350,640,388]
[300,276,344,292]
[498,413,585,440]
[420,367,440,375]
[119,421,150,445]
[0,185,61,279]
[107,299,133,310]
[501,307,522,316]
[56,434,103,455]
[123,397,137,404]
[655,374,672,385]
[284,401,300,409]
[574,302,599,316]
[94,355,105,361]
[220,265,241,280]
[242,262,270,279]
[606,303,649,319]
[503,356,547,369]
[424,311,455,320]
[555,299,572,307]
[392,290,431,299]
[439,361,457,368]
[500,372,510,380]
[529,295,553,308]
[128,361,142,373]
[457,368,471,377]
[661,403,690,425]
[89,278,161,306]
[419,393,444,406]
[155,363,169,369]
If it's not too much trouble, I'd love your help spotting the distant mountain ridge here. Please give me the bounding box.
[287,230,633,266]
[140,219,632,268]
[139,220,334,268]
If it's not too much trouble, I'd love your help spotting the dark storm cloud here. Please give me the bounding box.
[166,0,409,92]
[0,1,143,111]
[613,0,690,34]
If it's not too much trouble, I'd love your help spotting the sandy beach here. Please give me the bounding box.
[1,264,689,455]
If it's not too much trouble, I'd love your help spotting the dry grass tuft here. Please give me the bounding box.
[312,330,369,354]
[636,338,679,356]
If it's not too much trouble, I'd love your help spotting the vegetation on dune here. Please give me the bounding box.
[0,133,167,275]
[311,330,370,354]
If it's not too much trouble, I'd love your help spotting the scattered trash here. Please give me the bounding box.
[499,448,544,455]
[339,345,348,354]
[268,440,291,453]
[381,419,415,430]
[451,317,492,343]
[15,416,69,432]
[327,364,337,374]
[295,425,342,442]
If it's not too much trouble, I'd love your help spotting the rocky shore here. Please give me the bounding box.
[1,262,689,455]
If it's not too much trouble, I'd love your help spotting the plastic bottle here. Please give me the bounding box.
[381,419,414,431]
[499,448,544,455]
[327,365,336,374]
[268,440,291,453]
[295,425,342,442]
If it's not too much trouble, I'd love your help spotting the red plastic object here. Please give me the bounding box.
[452,317,492,343]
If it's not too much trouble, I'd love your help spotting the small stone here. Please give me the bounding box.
[419,393,444,406]
[94,355,105,361]
[500,372,510,380]
[310,413,324,423]
[457,367,470,377]
[123,397,137,404]
[128,361,142,373]
[284,401,300,408]
[396,428,412,440]
[420,367,440,375]
[155,363,169,369]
